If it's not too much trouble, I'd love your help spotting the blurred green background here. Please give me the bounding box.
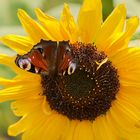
[0,0,139,140]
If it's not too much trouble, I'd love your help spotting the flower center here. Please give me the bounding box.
[41,42,120,121]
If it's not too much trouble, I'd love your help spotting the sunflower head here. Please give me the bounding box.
[0,0,140,140]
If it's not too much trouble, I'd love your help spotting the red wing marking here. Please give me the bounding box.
[29,50,47,71]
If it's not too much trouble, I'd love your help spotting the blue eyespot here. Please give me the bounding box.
[18,58,31,71]
[68,61,77,75]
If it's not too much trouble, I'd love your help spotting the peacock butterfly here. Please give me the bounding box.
[15,39,77,77]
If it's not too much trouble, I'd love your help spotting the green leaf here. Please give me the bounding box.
[102,0,114,20]
[131,32,140,40]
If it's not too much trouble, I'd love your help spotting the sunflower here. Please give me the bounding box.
[0,0,140,140]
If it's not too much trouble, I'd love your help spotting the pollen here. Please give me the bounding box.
[41,42,120,121]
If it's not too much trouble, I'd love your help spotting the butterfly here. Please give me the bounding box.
[15,39,77,77]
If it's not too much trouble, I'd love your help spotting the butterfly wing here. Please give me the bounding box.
[41,40,58,76]
[57,41,73,75]
[15,39,77,76]
[15,40,57,74]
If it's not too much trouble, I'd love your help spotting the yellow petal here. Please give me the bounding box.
[60,3,78,42]
[117,87,140,109]
[21,113,57,140]
[0,75,41,102]
[64,120,78,140]
[35,8,64,41]
[96,4,126,49]
[102,118,119,140]
[11,96,44,116]
[21,119,47,140]
[8,116,28,136]
[111,47,140,84]
[93,116,118,140]
[0,35,33,54]
[0,77,20,87]
[0,55,20,72]
[106,17,139,57]
[109,99,140,138]
[78,0,102,43]
[73,121,94,140]
[93,117,106,140]
[41,96,52,115]
[42,115,69,140]
[18,9,53,43]
[9,107,53,136]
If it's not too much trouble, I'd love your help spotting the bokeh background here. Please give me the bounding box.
[0,0,139,140]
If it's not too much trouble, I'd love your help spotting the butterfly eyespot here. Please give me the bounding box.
[18,58,31,71]
[65,46,71,53]
[34,45,43,54]
[37,48,43,54]
[68,62,77,75]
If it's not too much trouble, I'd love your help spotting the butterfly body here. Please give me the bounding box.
[15,40,77,77]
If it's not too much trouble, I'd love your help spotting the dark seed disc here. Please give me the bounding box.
[41,42,120,121]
